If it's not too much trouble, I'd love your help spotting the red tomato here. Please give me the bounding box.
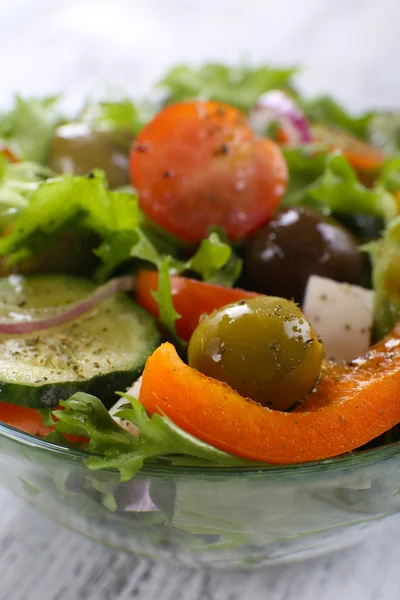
[136,270,258,341]
[0,403,86,442]
[130,101,287,243]
[0,403,54,437]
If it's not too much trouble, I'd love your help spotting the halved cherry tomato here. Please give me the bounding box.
[139,323,400,464]
[130,101,288,242]
[312,124,385,173]
[0,403,87,443]
[136,270,258,341]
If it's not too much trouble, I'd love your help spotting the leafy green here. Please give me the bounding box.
[37,408,56,427]
[158,63,297,112]
[152,257,182,344]
[368,216,400,338]
[283,149,397,224]
[308,153,397,223]
[377,156,400,192]
[0,170,140,273]
[0,96,62,163]
[186,231,231,280]
[54,392,252,482]
[0,155,53,232]
[282,144,328,207]
[302,96,373,139]
[184,230,241,286]
[368,112,400,154]
[80,98,151,136]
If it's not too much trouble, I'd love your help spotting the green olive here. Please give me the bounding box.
[188,296,324,410]
[48,123,132,188]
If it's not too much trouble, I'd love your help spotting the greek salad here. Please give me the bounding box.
[1,63,400,480]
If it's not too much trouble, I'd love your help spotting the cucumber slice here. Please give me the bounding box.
[0,275,160,408]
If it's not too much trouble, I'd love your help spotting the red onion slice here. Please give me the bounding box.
[0,275,136,335]
[249,90,312,145]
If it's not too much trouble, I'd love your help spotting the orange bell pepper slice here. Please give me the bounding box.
[139,323,400,464]
[136,270,258,341]
[312,124,385,173]
[0,147,19,163]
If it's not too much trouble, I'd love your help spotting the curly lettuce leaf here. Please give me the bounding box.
[80,98,152,136]
[377,156,400,193]
[283,149,397,225]
[308,153,397,223]
[368,217,400,338]
[0,155,53,232]
[302,96,373,139]
[0,170,140,271]
[184,230,241,285]
[158,63,297,112]
[152,257,182,344]
[0,96,62,163]
[186,231,231,280]
[368,112,400,154]
[282,144,328,207]
[54,393,252,482]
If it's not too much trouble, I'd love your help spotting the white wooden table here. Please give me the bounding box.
[1,1,400,598]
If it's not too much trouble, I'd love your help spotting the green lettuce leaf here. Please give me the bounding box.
[184,230,241,285]
[80,98,151,136]
[152,257,182,344]
[158,63,297,112]
[368,216,400,338]
[54,392,253,482]
[368,112,400,154]
[0,96,62,163]
[282,144,328,207]
[376,156,400,192]
[283,149,397,224]
[308,153,397,223]
[0,155,53,232]
[186,231,231,280]
[302,96,373,139]
[0,170,140,272]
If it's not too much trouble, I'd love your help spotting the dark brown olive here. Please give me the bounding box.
[244,207,365,304]
[49,123,132,188]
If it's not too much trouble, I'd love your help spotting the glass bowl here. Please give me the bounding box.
[1,420,400,570]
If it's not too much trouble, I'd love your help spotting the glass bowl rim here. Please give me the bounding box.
[1,419,400,478]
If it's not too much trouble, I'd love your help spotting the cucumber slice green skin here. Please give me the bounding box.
[0,275,160,408]
[0,368,146,409]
